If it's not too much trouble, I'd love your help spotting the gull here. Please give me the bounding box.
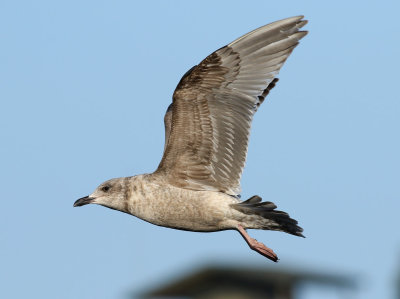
[74,16,307,262]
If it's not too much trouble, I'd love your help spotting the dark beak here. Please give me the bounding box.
[73,196,94,207]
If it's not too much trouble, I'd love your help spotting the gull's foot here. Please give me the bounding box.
[247,237,278,262]
[237,224,279,262]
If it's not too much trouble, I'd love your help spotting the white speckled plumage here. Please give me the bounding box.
[119,174,266,232]
[74,16,308,261]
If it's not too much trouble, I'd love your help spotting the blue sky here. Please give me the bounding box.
[1,1,399,298]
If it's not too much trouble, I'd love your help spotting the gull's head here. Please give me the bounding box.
[74,177,129,212]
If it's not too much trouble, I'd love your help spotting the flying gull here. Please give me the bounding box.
[74,16,308,262]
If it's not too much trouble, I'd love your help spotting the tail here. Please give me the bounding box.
[231,195,304,237]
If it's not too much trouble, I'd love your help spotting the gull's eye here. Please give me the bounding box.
[101,185,110,192]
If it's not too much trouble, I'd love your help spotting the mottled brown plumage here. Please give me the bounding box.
[156,17,307,195]
[74,16,308,262]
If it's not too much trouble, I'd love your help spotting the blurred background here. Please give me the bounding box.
[1,1,399,298]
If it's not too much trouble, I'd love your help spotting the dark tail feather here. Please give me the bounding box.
[231,195,304,237]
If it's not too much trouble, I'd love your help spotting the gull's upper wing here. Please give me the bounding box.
[156,16,307,195]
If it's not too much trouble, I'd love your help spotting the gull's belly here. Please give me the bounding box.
[127,178,241,232]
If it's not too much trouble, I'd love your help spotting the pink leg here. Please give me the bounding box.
[237,224,278,262]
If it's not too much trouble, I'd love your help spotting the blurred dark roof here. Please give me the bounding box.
[138,264,355,299]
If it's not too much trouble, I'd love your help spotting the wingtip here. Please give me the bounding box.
[297,31,309,41]
[283,15,306,23]
[288,15,308,29]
